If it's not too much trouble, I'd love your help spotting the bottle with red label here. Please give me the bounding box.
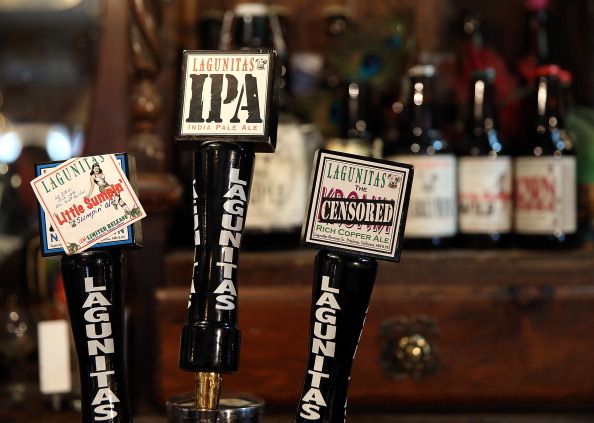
[514,65,579,248]
[518,0,551,82]
[384,65,457,248]
[458,69,512,248]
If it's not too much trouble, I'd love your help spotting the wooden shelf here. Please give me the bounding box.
[165,248,594,287]
[156,248,594,410]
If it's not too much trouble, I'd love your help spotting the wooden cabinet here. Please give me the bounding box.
[154,249,594,411]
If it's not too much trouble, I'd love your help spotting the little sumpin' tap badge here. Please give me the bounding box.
[302,150,414,262]
[31,154,146,255]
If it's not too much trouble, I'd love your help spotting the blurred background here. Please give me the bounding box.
[2,0,594,421]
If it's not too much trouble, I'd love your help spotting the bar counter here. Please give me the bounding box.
[6,410,594,423]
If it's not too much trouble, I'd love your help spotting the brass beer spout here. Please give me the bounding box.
[195,371,222,411]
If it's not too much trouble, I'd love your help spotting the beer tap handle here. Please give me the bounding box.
[179,142,255,414]
[294,149,414,422]
[175,49,279,419]
[31,152,145,423]
[61,250,132,423]
[294,250,377,422]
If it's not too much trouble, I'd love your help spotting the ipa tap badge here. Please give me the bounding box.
[176,50,279,151]
[31,154,146,255]
[303,150,414,262]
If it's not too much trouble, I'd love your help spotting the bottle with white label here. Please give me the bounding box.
[514,64,579,248]
[458,69,512,248]
[222,3,312,249]
[384,65,457,248]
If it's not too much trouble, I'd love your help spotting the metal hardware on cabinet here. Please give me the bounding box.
[378,315,440,380]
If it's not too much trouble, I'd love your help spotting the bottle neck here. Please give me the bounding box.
[342,81,372,141]
[230,6,293,112]
[466,77,498,137]
[525,8,549,63]
[532,75,564,132]
[461,12,483,49]
[233,14,272,48]
[197,10,223,50]
[406,75,437,133]
[560,80,574,117]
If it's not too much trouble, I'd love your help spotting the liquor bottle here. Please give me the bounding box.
[458,69,512,247]
[384,65,457,248]
[518,0,550,82]
[321,4,352,89]
[325,80,374,157]
[559,69,574,115]
[514,65,578,248]
[169,3,223,247]
[221,3,310,249]
[454,9,520,142]
[197,9,223,50]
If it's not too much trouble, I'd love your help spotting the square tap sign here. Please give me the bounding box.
[31,154,145,256]
[302,150,414,262]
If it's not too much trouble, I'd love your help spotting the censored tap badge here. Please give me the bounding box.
[303,150,413,262]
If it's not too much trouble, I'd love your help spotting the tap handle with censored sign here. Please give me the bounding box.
[295,150,414,422]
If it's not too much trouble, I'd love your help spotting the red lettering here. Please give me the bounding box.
[516,176,555,211]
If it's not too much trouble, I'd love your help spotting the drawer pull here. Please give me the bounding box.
[379,316,440,379]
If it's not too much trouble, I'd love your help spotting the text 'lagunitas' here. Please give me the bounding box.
[214,166,248,310]
[299,276,341,420]
[83,276,120,421]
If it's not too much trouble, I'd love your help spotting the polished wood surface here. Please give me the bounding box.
[9,412,594,423]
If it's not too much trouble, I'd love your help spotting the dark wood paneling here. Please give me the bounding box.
[155,250,594,410]
[85,0,129,155]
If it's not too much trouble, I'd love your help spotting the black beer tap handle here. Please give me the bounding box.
[295,250,377,423]
[61,249,132,423]
[179,141,255,410]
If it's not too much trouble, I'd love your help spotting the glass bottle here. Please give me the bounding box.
[384,65,457,248]
[514,64,579,248]
[458,69,512,247]
[559,69,574,115]
[321,4,352,90]
[518,0,551,82]
[221,2,310,250]
[197,9,223,51]
[325,80,374,157]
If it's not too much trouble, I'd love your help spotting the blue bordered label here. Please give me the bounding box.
[33,154,144,256]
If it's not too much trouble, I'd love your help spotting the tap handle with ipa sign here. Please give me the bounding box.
[31,153,145,423]
[178,143,254,411]
[175,49,279,416]
[295,150,413,422]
